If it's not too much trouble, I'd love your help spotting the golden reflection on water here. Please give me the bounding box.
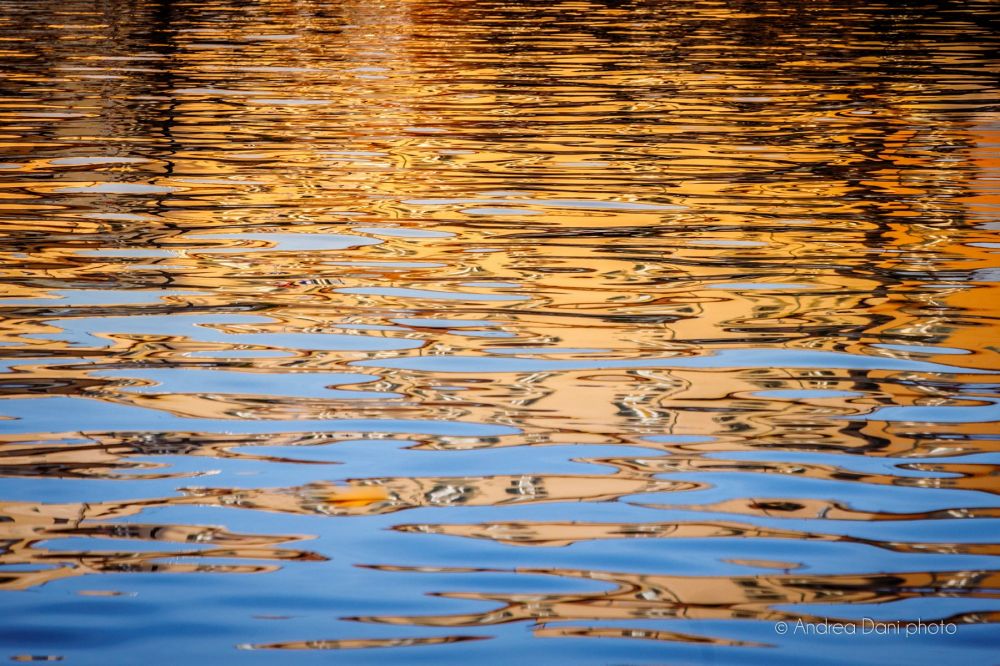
[0,0,998,661]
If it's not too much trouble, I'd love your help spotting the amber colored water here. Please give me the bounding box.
[0,0,998,663]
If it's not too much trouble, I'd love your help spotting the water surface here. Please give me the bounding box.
[0,0,998,663]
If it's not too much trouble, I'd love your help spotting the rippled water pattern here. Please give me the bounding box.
[1,0,998,663]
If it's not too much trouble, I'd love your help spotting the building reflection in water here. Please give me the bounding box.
[0,0,997,661]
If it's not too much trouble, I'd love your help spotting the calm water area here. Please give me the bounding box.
[0,0,998,663]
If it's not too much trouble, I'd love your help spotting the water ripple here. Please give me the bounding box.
[0,0,997,663]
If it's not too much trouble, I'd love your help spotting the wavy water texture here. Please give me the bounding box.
[0,0,998,663]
